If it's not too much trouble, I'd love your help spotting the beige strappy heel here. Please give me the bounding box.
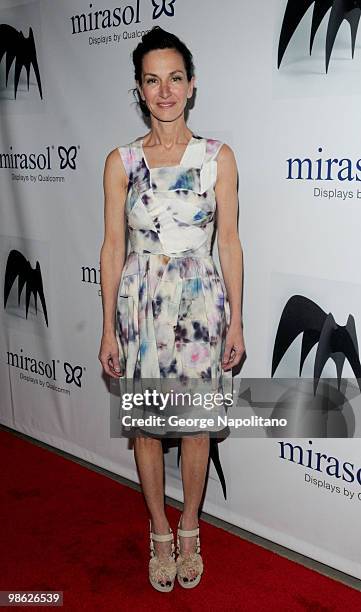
[176,515,204,589]
[149,519,176,592]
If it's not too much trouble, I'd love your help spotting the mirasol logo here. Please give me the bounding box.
[286,147,361,181]
[7,348,85,389]
[0,145,79,171]
[82,263,101,296]
[278,440,361,488]
[70,0,176,35]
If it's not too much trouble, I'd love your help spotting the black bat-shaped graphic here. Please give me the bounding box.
[0,24,43,99]
[272,294,361,395]
[4,249,48,326]
[177,438,227,500]
[278,0,361,73]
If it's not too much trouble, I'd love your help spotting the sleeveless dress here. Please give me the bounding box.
[115,134,233,438]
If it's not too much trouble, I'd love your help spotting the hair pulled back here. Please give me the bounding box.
[132,26,195,117]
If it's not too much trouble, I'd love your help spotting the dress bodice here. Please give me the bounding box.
[117,134,224,259]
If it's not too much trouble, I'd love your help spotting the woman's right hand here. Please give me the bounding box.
[98,332,123,378]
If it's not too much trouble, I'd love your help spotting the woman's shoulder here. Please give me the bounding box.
[113,136,144,177]
[106,137,140,161]
[196,134,233,162]
[117,135,143,152]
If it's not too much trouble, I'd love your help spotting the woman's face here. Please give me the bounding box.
[137,48,194,122]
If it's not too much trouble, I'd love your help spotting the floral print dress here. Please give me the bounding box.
[115,134,233,437]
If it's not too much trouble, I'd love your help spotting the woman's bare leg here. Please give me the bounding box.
[179,434,210,577]
[133,436,172,585]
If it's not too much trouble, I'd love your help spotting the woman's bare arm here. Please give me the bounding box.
[98,148,128,378]
[215,143,245,369]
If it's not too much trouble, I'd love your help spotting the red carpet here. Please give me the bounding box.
[1,428,360,611]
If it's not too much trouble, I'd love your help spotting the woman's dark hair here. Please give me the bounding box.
[132,26,195,117]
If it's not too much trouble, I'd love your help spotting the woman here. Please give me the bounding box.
[99,26,245,592]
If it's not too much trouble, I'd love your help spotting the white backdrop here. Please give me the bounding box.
[1,0,361,581]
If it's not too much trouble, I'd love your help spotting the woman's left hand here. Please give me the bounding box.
[222,323,246,370]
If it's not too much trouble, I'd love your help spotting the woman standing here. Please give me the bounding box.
[99,26,245,592]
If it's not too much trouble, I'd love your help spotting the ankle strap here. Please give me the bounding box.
[178,526,199,537]
[149,519,173,542]
[151,531,173,542]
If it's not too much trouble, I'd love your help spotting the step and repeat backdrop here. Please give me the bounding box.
[1,0,361,580]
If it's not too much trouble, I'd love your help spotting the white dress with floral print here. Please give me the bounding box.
[116,134,232,437]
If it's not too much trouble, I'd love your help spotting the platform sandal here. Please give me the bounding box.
[176,515,204,589]
[149,519,176,592]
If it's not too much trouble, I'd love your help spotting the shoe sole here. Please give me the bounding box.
[149,577,175,592]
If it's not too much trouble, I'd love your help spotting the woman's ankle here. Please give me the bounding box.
[180,512,199,528]
[150,514,170,534]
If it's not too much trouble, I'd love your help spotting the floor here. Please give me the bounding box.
[2,424,360,593]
